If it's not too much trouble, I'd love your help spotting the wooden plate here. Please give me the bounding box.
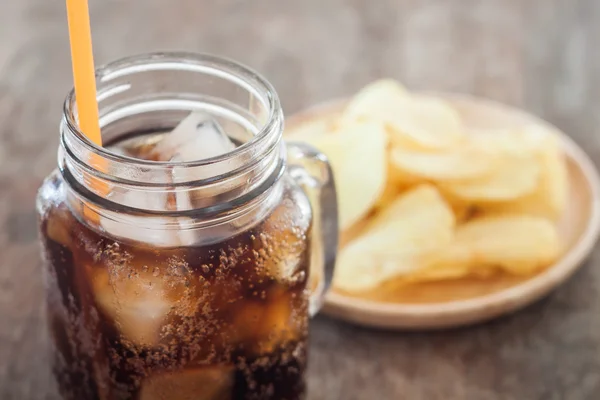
[286,93,600,330]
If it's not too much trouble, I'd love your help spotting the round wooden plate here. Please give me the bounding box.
[286,93,600,330]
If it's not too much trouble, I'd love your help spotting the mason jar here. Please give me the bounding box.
[36,52,338,400]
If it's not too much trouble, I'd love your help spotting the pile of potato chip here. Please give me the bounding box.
[287,80,568,294]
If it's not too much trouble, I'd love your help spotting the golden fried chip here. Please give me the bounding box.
[294,82,569,294]
[439,134,541,201]
[390,144,499,182]
[303,120,388,230]
[452,215,561,275]
[406,244,472,282]
[333,185,455,292]
[344,79,410,121]
[343,82,464,150]
[482,126,569,220]
[395,95,466,149]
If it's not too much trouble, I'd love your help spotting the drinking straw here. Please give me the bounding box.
[65,0,107,221]
[66,0,102,146]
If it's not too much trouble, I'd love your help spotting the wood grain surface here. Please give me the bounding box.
[1,0,600,399]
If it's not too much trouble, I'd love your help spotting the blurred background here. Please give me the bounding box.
[2,0,600,399]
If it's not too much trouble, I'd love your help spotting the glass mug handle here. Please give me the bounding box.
[286,141,339,316]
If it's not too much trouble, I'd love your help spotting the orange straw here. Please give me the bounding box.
[66,0,102,146]
[65,0,107,222]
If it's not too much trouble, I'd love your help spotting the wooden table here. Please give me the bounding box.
[2,0,600,398]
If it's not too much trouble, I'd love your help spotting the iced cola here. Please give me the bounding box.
[38,128,312,400]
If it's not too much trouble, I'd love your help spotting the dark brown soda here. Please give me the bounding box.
[38,134,312,400]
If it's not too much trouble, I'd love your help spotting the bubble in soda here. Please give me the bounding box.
[39,113,312,399]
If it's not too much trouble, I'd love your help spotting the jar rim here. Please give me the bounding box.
[62,51,282,169]
[59,51,286,217]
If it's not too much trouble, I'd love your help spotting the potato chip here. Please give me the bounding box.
[406,244,472,282]
[288,79,570,295]
[440,144,541,201]
[340,216,372,249]
[344,79,410,121]
[452,215,561,275]
[449,202,479,224]
[343,82,464,150]
[375,180,402,211]
[381,96,465,150]
[390,144,499,182]
[334,185,455,292]
[396,95,466,149]
[373,158,412,211]
[366,184,454,232]
[303,120,388,230]
[482,126,568,220]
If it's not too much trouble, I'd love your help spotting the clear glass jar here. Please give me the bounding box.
[36,52,338,400]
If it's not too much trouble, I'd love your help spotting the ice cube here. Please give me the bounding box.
[231,287,299,355]
[90,259,197,347]
[99,187,198,247]
[257,290,299,354]
[100,191,187,247]
[259,204,311,282]
[165,113,237,244]
[167,113,237,203]
[153,112,235,162]
[170,192,198,246]
[139,366,234,400]
[46,208,73,247]
[99,113,237,247]
[100,214,185,247]
[91,266,171,346]
[117,189,169,210]
[264,249,304,283]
